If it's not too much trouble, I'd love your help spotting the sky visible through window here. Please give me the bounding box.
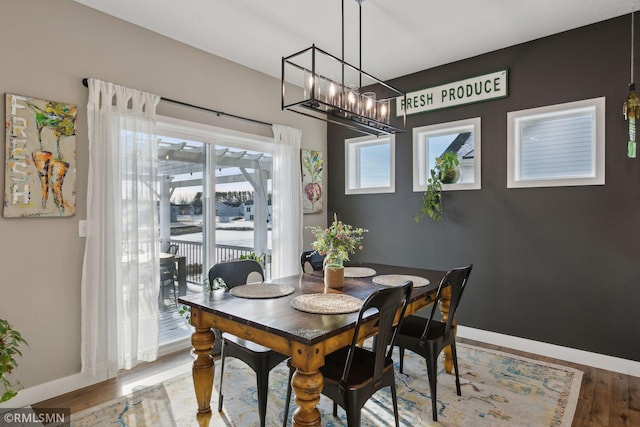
[359,143,391,188]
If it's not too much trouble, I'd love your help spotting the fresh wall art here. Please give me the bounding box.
[301,149,323,214]
[4,93,77,218]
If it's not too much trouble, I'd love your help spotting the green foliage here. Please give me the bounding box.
[438,151,459,173]
[307,214,367,266]
[415,152,459,222]
[239,252,266,269]
[0,319,28,403]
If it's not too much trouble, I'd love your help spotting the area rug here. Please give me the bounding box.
[71,343,582,426]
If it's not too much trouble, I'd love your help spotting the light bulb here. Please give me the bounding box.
[348,91,356,105]
[366,98,373,110]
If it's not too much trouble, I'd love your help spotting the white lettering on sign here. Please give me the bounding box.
[396,70,508,116]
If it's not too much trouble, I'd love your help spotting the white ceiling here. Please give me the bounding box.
[74,0,638,82]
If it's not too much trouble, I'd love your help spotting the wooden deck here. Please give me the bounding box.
[158,284,200,346]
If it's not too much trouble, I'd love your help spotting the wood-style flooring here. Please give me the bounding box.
[33,337,639,426]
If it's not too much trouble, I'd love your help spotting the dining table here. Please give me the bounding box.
[178,263,452,427]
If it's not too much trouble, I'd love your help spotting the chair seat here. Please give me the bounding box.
[321,346,394,389]
[399,315,446,340]
[222,333,276,354]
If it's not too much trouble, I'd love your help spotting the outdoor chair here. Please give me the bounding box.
[158,259,178,307]
[167,243,179,255]
[394,264,473,422]
[209,259,288,427]
[283,281,413,427]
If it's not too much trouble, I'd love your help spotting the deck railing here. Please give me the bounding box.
[170,238,272,284]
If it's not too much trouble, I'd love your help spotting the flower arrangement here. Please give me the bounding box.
[307,214,367,268]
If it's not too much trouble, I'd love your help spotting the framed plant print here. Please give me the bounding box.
[301,149,323,214]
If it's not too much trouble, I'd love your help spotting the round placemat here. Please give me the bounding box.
[291,293,363,314]
[229,283,295,299]
[372,274,430,287]
[343,267,377,278]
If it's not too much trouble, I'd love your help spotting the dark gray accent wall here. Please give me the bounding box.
[327,14,640,361]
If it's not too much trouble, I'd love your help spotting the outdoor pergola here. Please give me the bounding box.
[157,139,273,267]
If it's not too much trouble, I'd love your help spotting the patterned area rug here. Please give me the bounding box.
[72,343,582,426]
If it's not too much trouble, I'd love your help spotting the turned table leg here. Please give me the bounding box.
[291,368,323,427]
[438,285,455,374]
[191,320,215,427]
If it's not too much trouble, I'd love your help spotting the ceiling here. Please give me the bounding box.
[74,0,638,83]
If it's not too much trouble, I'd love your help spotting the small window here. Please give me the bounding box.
[413,117,481,192]
[507,97,605,188]
[345,135,395,194]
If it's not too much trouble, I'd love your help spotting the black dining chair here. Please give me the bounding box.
[283,281,413,427]
[300,249,324,273]
[209,259,288,427]
[394,264,473,422]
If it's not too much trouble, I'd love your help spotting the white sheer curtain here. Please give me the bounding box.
[81,78,161,376]
[271,125,303,278]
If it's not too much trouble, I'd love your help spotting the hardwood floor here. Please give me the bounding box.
[33,338,639,426]
[457,338,640,427]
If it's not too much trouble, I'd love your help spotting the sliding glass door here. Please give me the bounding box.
[155,118,273,351]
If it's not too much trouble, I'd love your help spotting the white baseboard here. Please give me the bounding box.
[457,325,640,378]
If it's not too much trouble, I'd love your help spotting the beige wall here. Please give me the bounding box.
[0,0,326,394]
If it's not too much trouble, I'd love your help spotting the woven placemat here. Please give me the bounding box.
[291,293,363,314]
[343,267,377,278]
[229,283,295,299]
[372,274,430,287]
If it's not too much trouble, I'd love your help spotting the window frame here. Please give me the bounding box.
[507,97,605,188]
[412,117,482,192]
[345,134,396,195]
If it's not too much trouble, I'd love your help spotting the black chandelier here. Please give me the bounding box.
[281,0,406,136]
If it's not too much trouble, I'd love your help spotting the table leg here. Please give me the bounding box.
[438,285,455,374]
[291,368,323,427]
[191,325,215,427]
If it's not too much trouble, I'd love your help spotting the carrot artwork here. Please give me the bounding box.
[27,101,76,213]
[4,94,77,218]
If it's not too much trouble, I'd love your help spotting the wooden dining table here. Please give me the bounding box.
[178,263,451,427]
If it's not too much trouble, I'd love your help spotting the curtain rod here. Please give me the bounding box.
[81,78,273,127]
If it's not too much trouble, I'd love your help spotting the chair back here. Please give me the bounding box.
[341,281,412,388]
[208,259,264,289]
[300,250,324,273]
[167,244,179,255]
[422,264,473,343]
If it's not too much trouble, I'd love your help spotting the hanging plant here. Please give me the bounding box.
[415,152,459,222]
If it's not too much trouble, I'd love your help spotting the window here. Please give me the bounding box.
[507,97,605,188]
[413,117,481,191]
[345,135,395,194]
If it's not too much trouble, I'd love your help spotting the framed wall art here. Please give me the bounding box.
[301,149,323,214]
[4,93,77,218]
